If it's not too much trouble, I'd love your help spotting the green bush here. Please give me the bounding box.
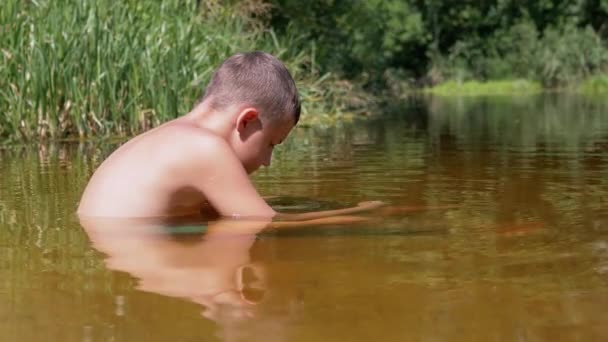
[271,0,428,81]
[579,74,608,93]
[537,25,608,86]
[431,20,608,87]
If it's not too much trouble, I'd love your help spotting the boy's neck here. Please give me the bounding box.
[184,102,234,140]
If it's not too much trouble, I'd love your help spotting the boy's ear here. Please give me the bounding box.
[236,108,260,132]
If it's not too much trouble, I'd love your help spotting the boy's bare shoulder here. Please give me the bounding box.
[151,120,218,146]
[155,120,235,165]
[94,120,230,176]
[78,120,236,218]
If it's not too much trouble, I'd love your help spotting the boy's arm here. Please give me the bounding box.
[268,215,371,228]
[185,137,276,219]
[185,137,383,221]
[273,201,384,221]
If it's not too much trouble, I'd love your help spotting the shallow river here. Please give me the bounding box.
[1,94,607,341]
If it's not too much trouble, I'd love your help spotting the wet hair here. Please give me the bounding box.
[199,51,301,125]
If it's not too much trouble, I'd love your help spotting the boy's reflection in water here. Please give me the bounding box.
[80,216,316,341]
[79,203,438,340]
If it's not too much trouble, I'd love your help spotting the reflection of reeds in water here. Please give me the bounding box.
[0,142,118,223]
[0,143,114,292]
[426,93,608,150]
[421,94,608,230]
[0,142,137,342]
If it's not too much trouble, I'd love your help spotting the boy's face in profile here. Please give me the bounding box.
[237,117,294,174]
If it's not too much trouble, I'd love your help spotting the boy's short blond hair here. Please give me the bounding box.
[200,51,301,125]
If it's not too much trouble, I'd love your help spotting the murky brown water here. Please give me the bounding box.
[1,94,608,341]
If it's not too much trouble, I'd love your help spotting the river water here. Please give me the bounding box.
[1,94,607,341]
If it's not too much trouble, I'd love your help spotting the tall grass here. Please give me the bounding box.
[0,0,361,142]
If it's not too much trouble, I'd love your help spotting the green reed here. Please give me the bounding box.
[0,0,358,142]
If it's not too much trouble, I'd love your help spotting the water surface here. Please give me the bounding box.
[1,94,607,341]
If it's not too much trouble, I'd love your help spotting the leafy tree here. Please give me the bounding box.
[269,0,608,86]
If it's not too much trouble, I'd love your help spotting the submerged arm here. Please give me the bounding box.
[273,201,384,221]
[187,137,383,226]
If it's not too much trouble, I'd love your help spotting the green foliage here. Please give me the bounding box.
[435,20,608,86]
[430,21,540,82]
[581,0,608,39]
[0,0,364,141]
[272,0,608,88]
[538,25,608,86]
[271,0,428,80]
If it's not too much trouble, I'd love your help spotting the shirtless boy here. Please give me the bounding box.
[78,52,382,224]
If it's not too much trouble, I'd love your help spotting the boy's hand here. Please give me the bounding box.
[356,201,385,210]
[273,200,385,222]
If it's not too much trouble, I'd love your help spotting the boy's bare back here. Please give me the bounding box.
[79,118,222,218]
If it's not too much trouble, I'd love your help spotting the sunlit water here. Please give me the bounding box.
[1,94,608,341]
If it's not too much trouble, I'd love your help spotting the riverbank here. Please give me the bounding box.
[424,76,608,96]
[426,80,543,96]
